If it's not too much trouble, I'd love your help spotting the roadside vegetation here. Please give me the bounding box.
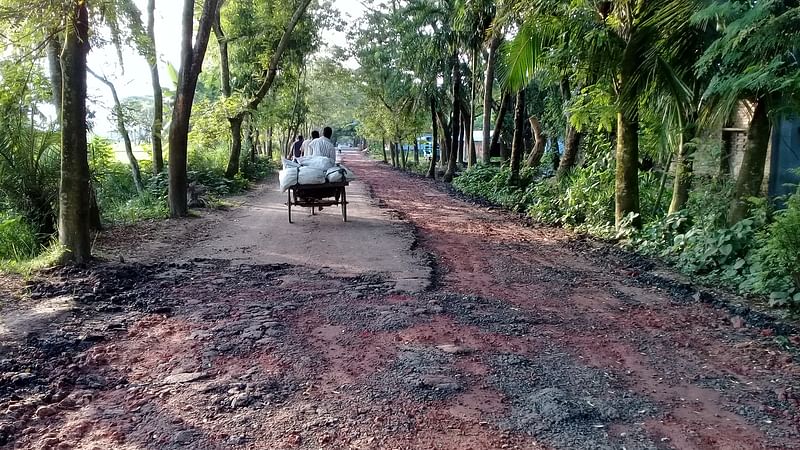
[0,0,336,269]
[352,0,800,311]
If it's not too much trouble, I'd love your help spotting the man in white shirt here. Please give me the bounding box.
[300,130,319,157]
[309,126,337,163]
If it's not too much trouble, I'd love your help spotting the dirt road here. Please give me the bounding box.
[1,150,798,450]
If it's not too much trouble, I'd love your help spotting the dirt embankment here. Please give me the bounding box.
[0,150,798,450]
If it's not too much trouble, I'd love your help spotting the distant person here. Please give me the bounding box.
[290,135,304,160]
[309,126,336,163]
[301,130,320,157]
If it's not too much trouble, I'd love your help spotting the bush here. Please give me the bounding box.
[453,164,531,211]
[0,215,40,261]
[632,182,759,283]
[631,180,800,309]
[0,118,59,238]
[241,156,277,181]
[749,190,800,307]
[102,191,170,224]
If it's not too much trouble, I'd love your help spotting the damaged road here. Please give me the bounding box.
[0,150,798,449]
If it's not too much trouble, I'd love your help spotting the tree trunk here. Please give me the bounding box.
[266,126,273,159]
[457,115,465,166]
[427,97,438,179]
[413,139,419,166]
[557,77,581,178]
[212,0,231,98]
[46,35,62,124]
[147,0,164,174]
[168,0,220,218]
[468,48,478,168]
[225,116,243,178]
[248,121,256,163]
[436,108,452,168]
[443,55,460,182]
[668,122,696,215]
[509,89,525,186]
[481,35,502,164]
[215,0,241,179]
[728,98,770,225]
[88,185,102,232]
[614,109,641,229]
[719,130,733,179]
[381,136,388,163]
[88,69,144,193]
[525,116,545,168]
[58,0,91,263]
[558,125,582,178]
[490,91,510,162]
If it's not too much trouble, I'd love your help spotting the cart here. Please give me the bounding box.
[286,181,349,223]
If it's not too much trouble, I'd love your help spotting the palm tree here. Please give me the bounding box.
[498,0,700,229]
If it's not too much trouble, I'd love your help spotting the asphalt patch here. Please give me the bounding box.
[489,351,661,450]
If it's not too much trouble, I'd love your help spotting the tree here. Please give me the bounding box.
[218,0,315,180]
[443,52,461,182]
[59,0,91,263]
[88,68,145,193]
[499,0,699,228]
[427,96,438,178]
[146,0,165,174]
[481,33,502,164]
[508,87,524,185]
[168,0,220,218]
[693,1,800,224]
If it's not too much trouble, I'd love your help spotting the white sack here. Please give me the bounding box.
[325,164,355,183]
[297,155,334,171]
[279,168,299,192]
[297,166,326,185]
[325,167,344,183]
[282,158,300,169]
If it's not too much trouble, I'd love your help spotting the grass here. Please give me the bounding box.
[102,192,171,225]
[0,242,66,275]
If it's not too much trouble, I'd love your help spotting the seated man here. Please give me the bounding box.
[309,126,337,163]
[301,130,319,157]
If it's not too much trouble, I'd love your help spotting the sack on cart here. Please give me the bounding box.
[282,158,300,169]
[325,165,355,183]
[297,166,326,185]
[296,155,334,171]
[279,167,299,192]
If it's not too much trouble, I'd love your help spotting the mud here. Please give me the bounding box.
[0,149,798,449]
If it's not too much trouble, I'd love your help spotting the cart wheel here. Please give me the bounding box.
[287,191,293,223]
[341,188,347,222]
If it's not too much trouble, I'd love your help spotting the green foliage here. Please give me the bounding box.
[188,99,229,151]
[241,156,277,181]
[631,180,800,309]
[749,191,800,307]
[633,181,747,274]
[694,0,800,117]
[101,191,169,224]
[0,61,60,238]
[0,215,40,261]
[526,160,616,236]
[453,164,529,211]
